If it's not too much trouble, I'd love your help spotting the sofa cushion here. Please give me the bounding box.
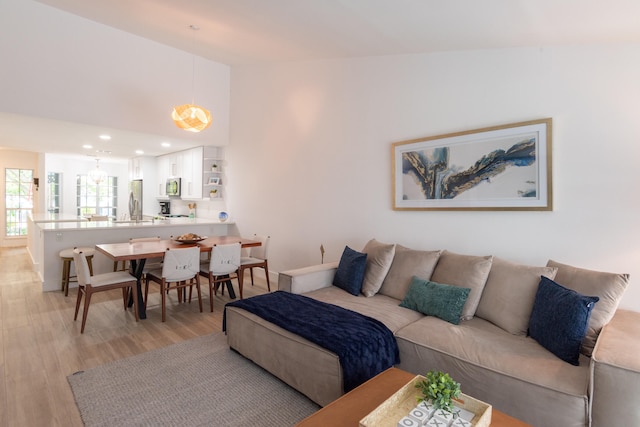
[547,260,629,357]
[305,286,424,333]
[395,315,591,426]
[379,245,442,300]
[476,257,558,335]
[333,246,367,296]
[529,276,599,366]
[430,250,493,321]
[399,276,470,325]
[360,239,396,297]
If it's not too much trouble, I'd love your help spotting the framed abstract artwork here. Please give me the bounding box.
[392,118,552,211]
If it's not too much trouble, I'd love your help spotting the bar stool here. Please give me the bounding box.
[59,246,95,296]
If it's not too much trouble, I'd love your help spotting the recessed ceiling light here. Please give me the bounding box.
[99,134,111,140]
[161,142,171,147]
[83,144,93,149]
[135,150,144,155]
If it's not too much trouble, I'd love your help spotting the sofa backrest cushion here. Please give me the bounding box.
[333,246,367,296]
[476,257,558,335]
[360,239,396,297]
[547,259,629,357]
[378,245,442,300]
[528,276,599,366]
[399,276,471,325]
[430,250,493,321]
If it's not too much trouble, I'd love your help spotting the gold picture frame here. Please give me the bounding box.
[392,118,552,211]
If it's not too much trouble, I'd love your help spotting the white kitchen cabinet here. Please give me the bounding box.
[181,147,204,199]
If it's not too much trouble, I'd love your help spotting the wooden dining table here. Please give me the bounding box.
[95,236,261,319]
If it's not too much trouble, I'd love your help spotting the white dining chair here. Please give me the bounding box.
[144,246,202,322]
[73,248,139,333]
[197,243,242,310]
[238,235,271,292]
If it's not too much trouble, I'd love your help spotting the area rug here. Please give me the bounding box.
[67,333,320,426]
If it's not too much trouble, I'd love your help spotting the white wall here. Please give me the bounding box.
[0,0,230,147]
[228,45,640,312]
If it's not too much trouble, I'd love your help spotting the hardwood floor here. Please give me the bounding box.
[0,247,270,426]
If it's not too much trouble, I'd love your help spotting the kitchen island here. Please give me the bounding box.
[28,215,234,292]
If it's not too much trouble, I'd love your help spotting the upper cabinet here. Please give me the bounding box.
[155,146,224,200]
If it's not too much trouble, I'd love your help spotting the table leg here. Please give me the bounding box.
[127,259,147,319]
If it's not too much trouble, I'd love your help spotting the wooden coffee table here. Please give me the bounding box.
[296,368,531,427]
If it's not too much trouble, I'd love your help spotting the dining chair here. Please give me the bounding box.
[238,235,271,292]
[72,248,139,333]
[144,246,203,322]
[197,243,242,310]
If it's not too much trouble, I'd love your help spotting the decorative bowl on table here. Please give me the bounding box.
[218,211,229,222]
[173,233,207,244]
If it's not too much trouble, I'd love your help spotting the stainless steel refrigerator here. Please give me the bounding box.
[129,179,143,221]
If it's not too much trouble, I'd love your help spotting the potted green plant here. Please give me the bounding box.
[415,370,461,412]
[211,163,218,172]
[209,188,218,198]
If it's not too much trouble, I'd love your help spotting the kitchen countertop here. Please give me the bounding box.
[36,217,233,231]
[29,212,88,223]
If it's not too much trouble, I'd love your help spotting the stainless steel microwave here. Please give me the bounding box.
[166,177,181,196]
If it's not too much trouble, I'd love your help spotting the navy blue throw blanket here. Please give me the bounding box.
[223,291,400,393]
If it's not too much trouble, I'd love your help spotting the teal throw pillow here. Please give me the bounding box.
[528,276,599,366]
[399,276,471,325]
[333,246,367,296]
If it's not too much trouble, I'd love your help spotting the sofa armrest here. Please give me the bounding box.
[278,261,339,294]
[591,309,640,427]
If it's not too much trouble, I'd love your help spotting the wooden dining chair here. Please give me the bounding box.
[197,243,242,310]
[238,235,271,292]
[144,246,203,322]
[72,248,139,333]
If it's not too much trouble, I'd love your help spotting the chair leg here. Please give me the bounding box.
[144,277,150,309]
[208,274,215,312]
[62,258,72,296]
[238,270,244,299]
[264,261,271,291]
[250,267,255,286]
[121,288,128,309]
[130,284,139,321]
[80,287,92,333]
[74,285,84,320]
[195,275,203,313]
[161,279,167,322]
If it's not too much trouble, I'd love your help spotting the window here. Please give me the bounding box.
[5,168,34,237]
[76,175,118,218]
[47,172,61,213]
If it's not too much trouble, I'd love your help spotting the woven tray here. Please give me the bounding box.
[359,375,492,427]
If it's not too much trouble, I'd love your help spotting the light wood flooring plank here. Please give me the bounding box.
[0,247,270,426]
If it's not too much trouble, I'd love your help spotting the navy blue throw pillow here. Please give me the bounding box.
[333,246,367,296]
[528,276,599,366]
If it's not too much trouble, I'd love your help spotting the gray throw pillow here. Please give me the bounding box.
[430,250,493,321]
[378,245,442,300]
[476,257,558,335]
[360,239,396,297]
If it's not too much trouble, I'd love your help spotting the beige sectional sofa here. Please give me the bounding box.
[224,240,640,427]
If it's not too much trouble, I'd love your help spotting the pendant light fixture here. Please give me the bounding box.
[88,158,108,185]
[172,25,212,132]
